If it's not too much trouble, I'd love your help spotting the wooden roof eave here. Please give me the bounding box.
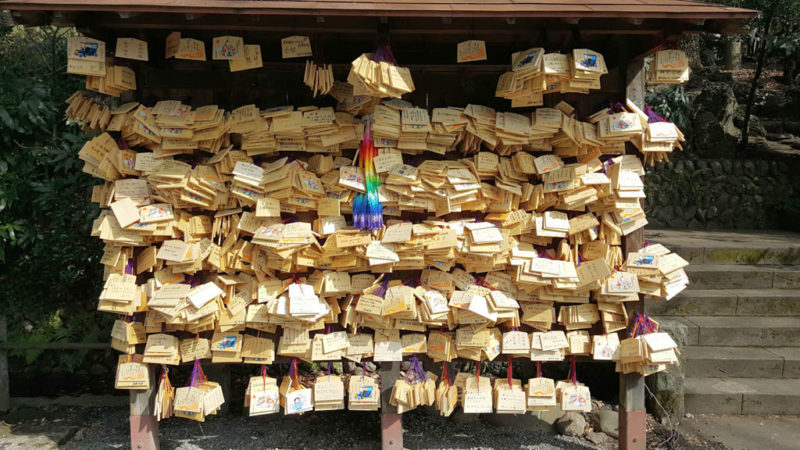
[1,0,758,21]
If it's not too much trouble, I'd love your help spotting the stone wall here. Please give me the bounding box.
[644,155,800,230]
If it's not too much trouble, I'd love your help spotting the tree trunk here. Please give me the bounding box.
[740,18,772,153]
[723,36,742,71]
[783,58,797,87]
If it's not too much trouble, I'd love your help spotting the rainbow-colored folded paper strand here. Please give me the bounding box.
[353,121,383,231]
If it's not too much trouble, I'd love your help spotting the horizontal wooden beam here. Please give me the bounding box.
[0,0,758,20]
[12,8,744,43]
[65,13,675,36]
[81,22,667,37]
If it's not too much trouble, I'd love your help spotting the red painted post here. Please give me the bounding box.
[130,415,159,450]
[381,413,403,450]
[380,361,402,450]
[130,365,159,450]
[619,373,647,450]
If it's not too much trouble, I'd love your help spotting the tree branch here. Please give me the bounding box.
[739,12,774,153]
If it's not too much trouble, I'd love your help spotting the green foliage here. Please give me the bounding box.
[773,35,800,56]
[645,86,691,135]
[0,26,110,373]
[713,0,800,22]
[764,3,800,68]
[713,0,800,53]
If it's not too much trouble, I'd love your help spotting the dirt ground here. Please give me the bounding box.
[1,404,794,449]
[0,404,599,450]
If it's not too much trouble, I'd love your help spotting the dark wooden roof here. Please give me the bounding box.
[1,0,756,19]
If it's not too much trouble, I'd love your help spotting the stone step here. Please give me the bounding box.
[684,346,800,379]
[646,289,800,316]
[685,377,800,415]
[677,316,800,347]
[684,265,800,289]
[645,229,800,265]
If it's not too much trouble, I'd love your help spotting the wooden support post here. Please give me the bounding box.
[619,45,647,450]
[619,373,647,450]
[380,361,402,450]
[0,317,9,413]
[621,225,646,450]
[130,365,159,450]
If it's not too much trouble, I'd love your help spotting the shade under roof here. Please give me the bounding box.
[0,0,757,19]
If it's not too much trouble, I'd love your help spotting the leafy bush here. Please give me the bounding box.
[0,26,111,373]
[645,86,691,135]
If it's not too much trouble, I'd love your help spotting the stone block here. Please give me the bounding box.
[554,412,586,437]
[670,246,705,264]
[685,265,773,289]
[688,316,800,347]
[772,268,800,289]
[646,290,737,316]
[531,405,563,426]
[646,318,686,421]
[736,290,800,316]
[740,379,800,415]
[766,348,800,378]
[656,318,690,349]
[591,409,618,438]
[684,346,784,378]
[684,378,744,414]
[661,317,698,346]
[704,248,799,265]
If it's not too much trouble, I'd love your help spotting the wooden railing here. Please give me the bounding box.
[0,316,111,412]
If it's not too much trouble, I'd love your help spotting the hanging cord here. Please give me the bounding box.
[609,101,630,114]
[372,29,397,66]
[506,355,513,388]
[305,34,333,97]
[289,357,301,390]
[159,364,169,384]
[189,359,206,388]
[569,357,577,387]
[405,356,427,383]
[373,278,390,299]
[631,312,659,338]
[644,106,668,123]
[402,277,420,288]
[124,258,136,275]
[260,364,269,390]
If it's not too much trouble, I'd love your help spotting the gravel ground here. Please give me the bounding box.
[0,405,600,450]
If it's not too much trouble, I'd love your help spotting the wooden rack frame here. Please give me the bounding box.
[0,62,648,450]
[0,3,753,449]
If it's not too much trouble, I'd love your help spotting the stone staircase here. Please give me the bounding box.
[644,229,800,415]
